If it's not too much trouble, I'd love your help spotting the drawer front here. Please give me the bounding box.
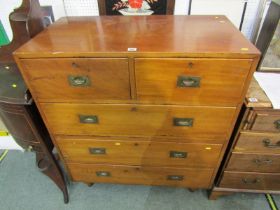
[42,103,236,141]
[56,136,222,167]
[247,110,280,132]
[227,153,280,173]
[68,163,214,188]
[234,132,280,154]
[220,171,280,190]
[21,58,130,101]
[135,58,252,106]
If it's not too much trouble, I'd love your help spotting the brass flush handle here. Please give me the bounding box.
[79,115,99,124]
[173,118,193,127]
[68,75,90,86]
[170,151,187,158]
[274,120,280,130]
[177,75,200,88]
[167,175,184,181]
[242,178,260,184]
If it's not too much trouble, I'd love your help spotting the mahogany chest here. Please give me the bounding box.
[14,15,260,190]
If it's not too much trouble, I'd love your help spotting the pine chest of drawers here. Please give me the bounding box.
[14,15,260,190]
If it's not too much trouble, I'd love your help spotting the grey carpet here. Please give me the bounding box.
[0,151,279,210]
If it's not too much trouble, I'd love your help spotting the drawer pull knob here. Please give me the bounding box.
[89,148,106,155]
[274,120,280,130]
[173,118,193,127]
[253,159,273,165]
[242,178,260,184]
[96,171,111,177]
[167,175,184,181]
[177,76,200,88]
[68,75,90,86]
[79,115,99,124]
[170,151,187,158]
[263,139,280,148]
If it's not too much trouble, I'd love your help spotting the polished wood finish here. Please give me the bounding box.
[56,136,222,167]
[246,109,280,132]
[68,163,213,188]
[227,152,280,173]
[135,58,253,106]
[209,77,280,199]
[0,0,68,203]
[220,171,280,190]
[15,16,259,59]
[41,103,236,141]
[234,132,280,154]
[21,58,130,101]
[14,16,260,190]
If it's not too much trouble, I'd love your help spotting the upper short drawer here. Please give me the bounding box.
[20,58,130,102]
[246,110,280,132]
[135,58,252,106]
[41,103,236,142]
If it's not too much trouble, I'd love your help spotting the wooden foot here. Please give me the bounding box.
[87,183,94,187]
[208,188,233,200]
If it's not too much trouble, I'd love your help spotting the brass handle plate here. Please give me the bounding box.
[79,115,98,124]
[89,148,106,155]
[177,76,200,88]
[167,175,184,181]
[242,178,260,184]
[173,118,193,127]
[96,171,111,177]
[68,75,90,87]
[274,120,280,130]
[262,139,280,148]
[170,151,187,158]
[253,159,273,165]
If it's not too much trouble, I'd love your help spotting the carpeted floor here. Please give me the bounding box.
[0,151,279,210]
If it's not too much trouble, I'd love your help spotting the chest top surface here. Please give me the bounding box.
[14,15,260,58]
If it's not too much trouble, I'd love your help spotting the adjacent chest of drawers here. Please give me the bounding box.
[209,78,280,199]
[14,15,260,190]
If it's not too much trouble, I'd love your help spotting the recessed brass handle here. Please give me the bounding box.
[68,75,90,87]
[170,151,187,158]
[72,62,79,68]
[173,118,193,127]
[167,175,184,181]
[177,76,200,88]
[79,115,98,124]
[96,171,111,177]
[89,148,106,155]
[262,139,280,148]
[253,159,273,165]
[242,178,260,184]
[274,120,280,130]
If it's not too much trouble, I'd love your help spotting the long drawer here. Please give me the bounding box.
[226,152,280,173]
[20,58,130,102]
[220,171,280,190]
[56,136,222,167]
[42,103,236,141]
[234,132,280,154]
[68,163,214,188]
[135,58,252,106]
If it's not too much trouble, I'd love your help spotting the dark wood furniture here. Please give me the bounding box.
[209,78,280,199]
[97,0,175,15]
[14,15,259,190]
[0,0,68,203]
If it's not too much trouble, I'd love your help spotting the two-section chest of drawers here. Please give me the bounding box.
[14,15,260,189]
